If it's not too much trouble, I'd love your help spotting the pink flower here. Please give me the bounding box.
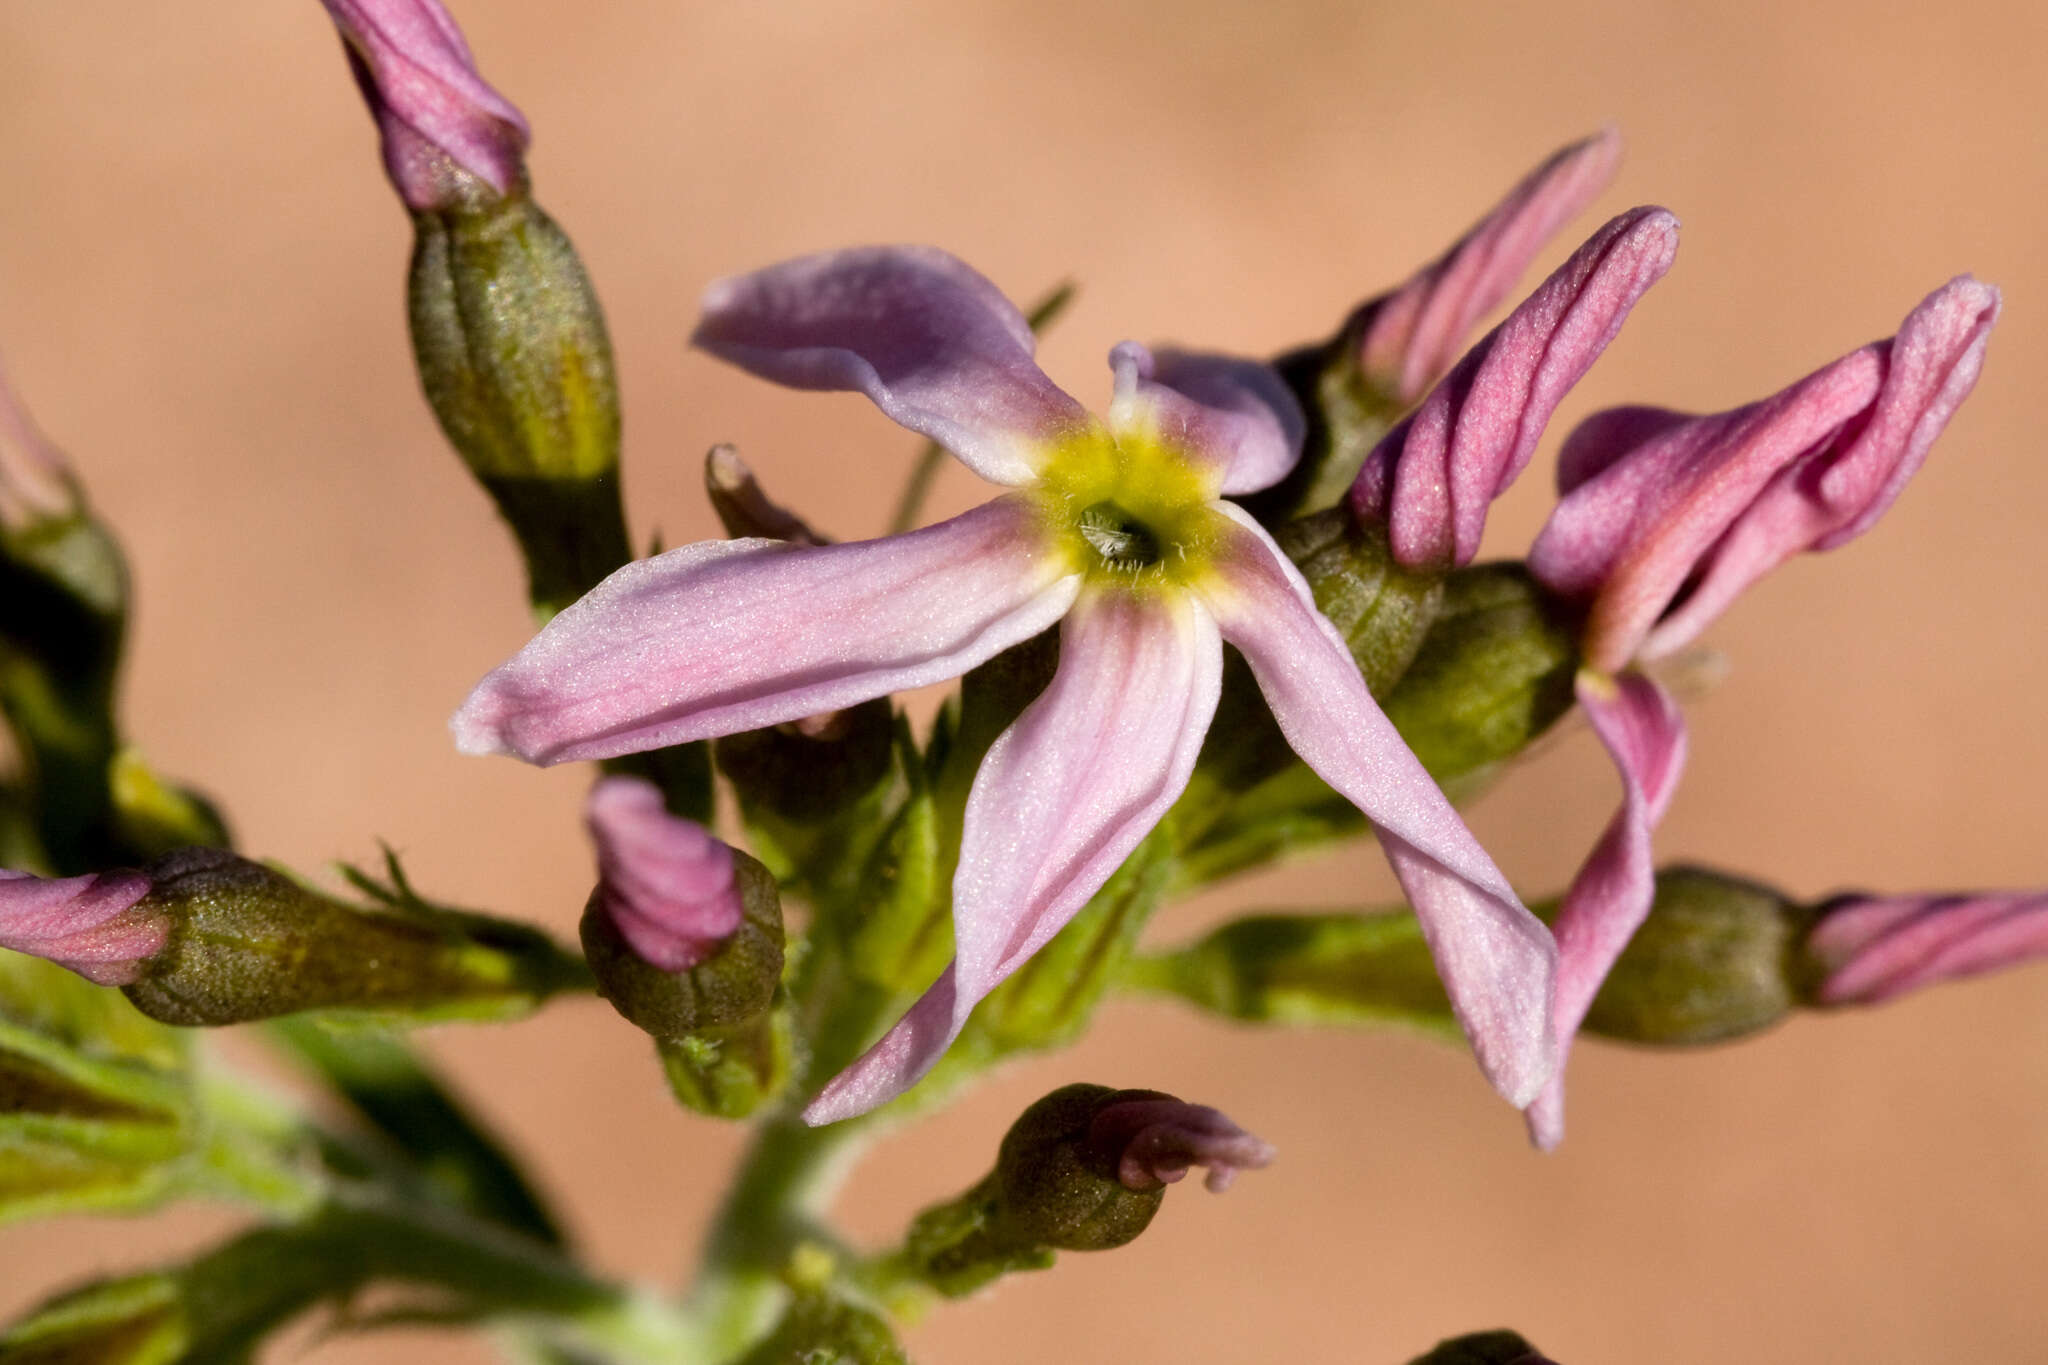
[453,246,1558,1122]
[0,868,163,987]
[1083,1090,1276,1194]
[1350,206,1680,570]
[1807,890,2048,1006]
[1351,128,1623,407]
[1520,277,2000,1147]
[318,0,531,211]
[586,777,744,973]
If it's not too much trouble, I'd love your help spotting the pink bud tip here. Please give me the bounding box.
[0,350,77,526]
[0,867,163,986]
[1807,890,2048,1006]
[1354,127,1623,405]
[1351,205,1679,570]
[585,777,743,973]
[1084,1091,1277,1194]
[320,0,532,211]
[1529,276,2001,672]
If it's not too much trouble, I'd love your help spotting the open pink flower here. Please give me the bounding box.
[1807,890,2048,1006]
[453,246,1558,1121]
[1520,277,2000,1147]
[319,0,531,211]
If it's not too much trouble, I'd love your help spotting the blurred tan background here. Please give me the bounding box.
[3,2,2046,1361]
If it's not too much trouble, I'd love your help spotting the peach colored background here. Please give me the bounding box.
[3,3,2046,1362]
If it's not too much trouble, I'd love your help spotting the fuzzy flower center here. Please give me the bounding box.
[1033,425,1222,586]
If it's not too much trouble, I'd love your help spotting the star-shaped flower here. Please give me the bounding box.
[452,246,1558,1121]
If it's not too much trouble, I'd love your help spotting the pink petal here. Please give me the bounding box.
[452,495,1080,765]
[0,867,162,986]
[1194,505,1558,1106]
[321,0,531,208]
[0,349,75,523]
[804,587,1223,1123]
[1084,1094,1277,1194]
[1531,277,2000,672]
[1810,891,2048,1005]
[692,247,1096,487]
[585,777,742,972]
[1356,128,1624,404]
[1351,207,1680,570]
[1107,342,1306,496]
[1523,672,1688,1150]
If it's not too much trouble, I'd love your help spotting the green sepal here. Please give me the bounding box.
[106,749,230,862]
[1377,561,1578,794]
[123,849,590,1029]
[656,1007,794,1121]
[0,1272,187,1364]
[1236,333,1410,526]
[886,1084,1167,1301]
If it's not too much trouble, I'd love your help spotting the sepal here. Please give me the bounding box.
[1407,1330,1557,1365]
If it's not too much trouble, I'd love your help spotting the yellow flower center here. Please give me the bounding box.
[1030,422,1224,587]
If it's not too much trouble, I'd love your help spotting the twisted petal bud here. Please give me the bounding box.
[1529,277,2001,672]
[1082,1090,1277,1193]
[586,777,744,973]
[1351,207,1680,570]
[1805,890,2048,1006]
[320,0,530,211]
[0,351,75,527]
[0,868,162,987]
[1356,128,1623,405]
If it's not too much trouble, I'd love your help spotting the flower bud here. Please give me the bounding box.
[1407,1330,1558,1365]
[579,779,789,1117]
[1801,889,2048,1007]
[108,848,583,1027]
[1245,130,1621,522]
[319,0,531,213]
[897,1083,1271,1298]
[1377,563,1579,790]
[407,191,629,616]
[705,445,827,546]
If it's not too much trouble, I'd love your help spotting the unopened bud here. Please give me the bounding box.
[0,868,162,988]
[407,191,628,616]
[579,779,788,1117]
[320,0,531,213]
[705,445,827,545]
[897,1083,1271,1298]
[1407,1330,1558,1365]
[112,848,583,1027]
[1378,562,1578,790]
[1801,888,2048,1007]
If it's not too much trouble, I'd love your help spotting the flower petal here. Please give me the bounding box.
[804,586,1223,1124]
[1531,277,2000,672]
[692,247,1095,487]
[586,777,742,972]
[1355,128,1624,404]
[1107,342,1306,496]
[1809,890,2048,1005]
[453,495,1080,765]
[1351,207,1680,570]
[0,867,162,986]
[1523,672,1688,1150]
[1193,504,1557,1105]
